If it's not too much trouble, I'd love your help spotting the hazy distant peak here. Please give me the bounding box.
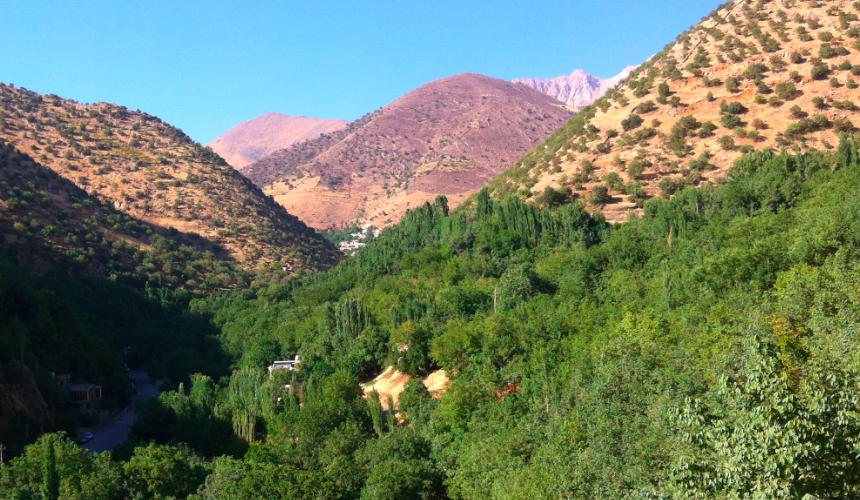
[513,66,637,109]
[208,114,348,170]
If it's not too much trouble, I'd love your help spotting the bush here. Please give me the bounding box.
[725,76,741,93]
[605,172,624,191]
[625,182,648,207]
[699,121,718,138]
[659,176,683,197]
[636,101,658,114]
[774,82,796,100]
[721,114,743,128]
[718,135,736,150]
[743,63,769,81]
[833,118,855,132]
[720,101,748,115]
[590,185,611,204]
[621,114,644,131]
[811,63,831,80]
[627,159,652,179]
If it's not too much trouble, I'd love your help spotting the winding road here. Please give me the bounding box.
[83,367,159,453]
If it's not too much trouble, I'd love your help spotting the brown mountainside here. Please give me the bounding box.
[0,84,340,275]
[244,112,377,188]
[253,73,575,229]
[489,0,860,222]
[207,112,348,170]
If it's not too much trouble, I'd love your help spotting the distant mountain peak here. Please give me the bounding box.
[208,114,348,170]
[513,66,636,109]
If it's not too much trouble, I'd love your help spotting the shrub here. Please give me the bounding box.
[721,114,743,128]
[590,185,611,204]
[789,105,806,118]
[774,82,796,100]
[813,97,828,109]
[621,114,644,131]
[659,176,683,197]
[811,63,831,80]
[604,172,624,191]
[725,76,741,93]
[718,135,736,150]
[627,158,652,179]
[720,101,748,115]
[625,182,648,207]
[699,121,718,138]
[743,63,769,81]
[636,101,658,114]
[833,118,855,132]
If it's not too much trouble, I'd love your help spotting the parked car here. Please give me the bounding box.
[78,432,94,444]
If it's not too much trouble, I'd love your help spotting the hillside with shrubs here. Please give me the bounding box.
[0,84,340,276]
[0,139,261,289]
[489,0,860,222]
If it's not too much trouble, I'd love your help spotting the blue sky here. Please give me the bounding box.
[2,0,720,144]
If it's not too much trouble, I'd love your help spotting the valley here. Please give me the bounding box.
[6,1,860,500]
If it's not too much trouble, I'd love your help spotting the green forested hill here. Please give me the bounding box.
[6,137,860,499]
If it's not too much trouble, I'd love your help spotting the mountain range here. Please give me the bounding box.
[246,73,575,229]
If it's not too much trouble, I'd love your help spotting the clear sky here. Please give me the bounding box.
[2,0,721,144]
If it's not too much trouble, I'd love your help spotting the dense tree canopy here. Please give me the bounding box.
[7,138,860,498]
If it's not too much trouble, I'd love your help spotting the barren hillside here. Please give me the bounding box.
[489,0,860,222]
[253,73,574,229]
